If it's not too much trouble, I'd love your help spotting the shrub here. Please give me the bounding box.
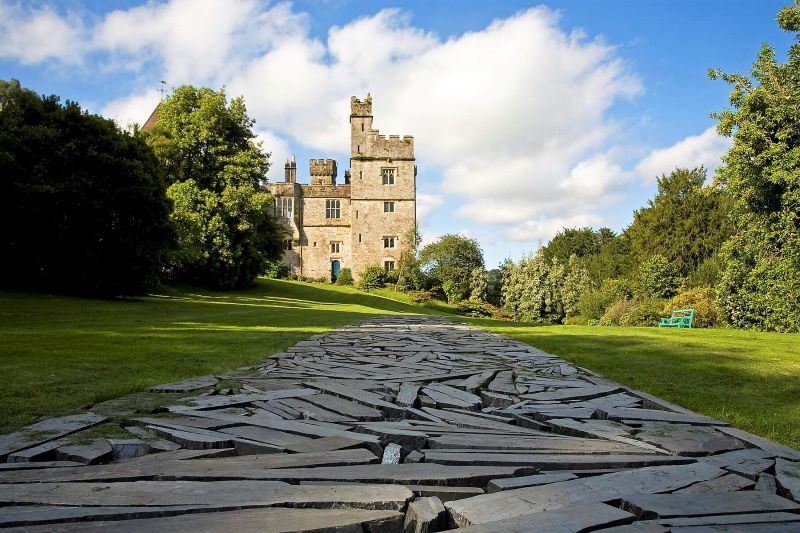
[601,297,665,327]
[409,290,434,303]
[442,279,467,303]
[578,278,632,319]
[454,298,508,319]
[665,287,719,328]
[358,264,385,291]
[265,262,289,279]
[635,254,681,298]
[335,268,353,286]
[619,298,667,327]
[564,315,590,326]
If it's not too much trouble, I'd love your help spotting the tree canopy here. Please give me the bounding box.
[419,234,484,301]
[626,167,731,277]
[145,85,283,289]
[0,79,172,296]
[710,4,800,331]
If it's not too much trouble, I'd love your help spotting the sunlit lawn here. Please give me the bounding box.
[2,280,799,451]
[0,279,431,433]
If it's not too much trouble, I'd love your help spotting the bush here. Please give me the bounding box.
[358,264,385,291]
[564,315,590,325]
[636,255,681,298]
[409,290,434,303]
[454,298,509,319]
[665,287,718,328]
[384,268,400,285]
[619,298,667,327]
[335,268,353,286]
[265,262,289,279]
[601,297,665,327]
[578,278,632,320]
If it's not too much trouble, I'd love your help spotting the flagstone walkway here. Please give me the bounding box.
[1,315,799,531]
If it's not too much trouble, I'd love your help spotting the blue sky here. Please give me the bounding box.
[1,1,793,267]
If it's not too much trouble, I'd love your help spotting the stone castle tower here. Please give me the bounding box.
[265,94,417,281]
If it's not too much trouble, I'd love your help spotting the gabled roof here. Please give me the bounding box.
[142,103,161,131]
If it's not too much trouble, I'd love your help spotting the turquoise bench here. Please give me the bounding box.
[659,308,694,329]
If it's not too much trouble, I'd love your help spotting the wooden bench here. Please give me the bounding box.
[659,308,694,329]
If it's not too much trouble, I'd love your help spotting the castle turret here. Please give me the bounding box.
[350,94,373,157]
[310,158,337,186]
[284,156,297,183]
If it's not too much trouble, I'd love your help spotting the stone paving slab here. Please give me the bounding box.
[2,315,800,531]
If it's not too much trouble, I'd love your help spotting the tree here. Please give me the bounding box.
[562,255,593,317]
[626,167,731,277]
[501,254,565,323]
[636,254,680,299]
[145,85,283,289]
[419,234,484,302]
[485,267,504,306]
[541,227,601,262]
[709,3,800,331]
[469,267,488,301]
[0,79,172,296]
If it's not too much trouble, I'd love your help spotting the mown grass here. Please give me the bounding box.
[0,279,432,433]
[463,317,800,449]
[2,280,799,450]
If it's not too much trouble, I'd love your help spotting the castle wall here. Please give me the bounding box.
[266,94,416,281]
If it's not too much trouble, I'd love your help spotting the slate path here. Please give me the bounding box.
[2,315,800,531]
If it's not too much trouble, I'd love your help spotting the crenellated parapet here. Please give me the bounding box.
[310,158,338,185]
[351,94,373,117]
[365,133,415,159]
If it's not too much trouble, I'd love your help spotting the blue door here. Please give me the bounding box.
[331,260,341,282]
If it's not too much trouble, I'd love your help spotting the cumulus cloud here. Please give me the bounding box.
[635,126,731,181]
[255,129,293,182]
[4,1,647,246]
[506,213,603,243]
[101,90,161,128]
[0,3,85,64]
[416,193,444,221]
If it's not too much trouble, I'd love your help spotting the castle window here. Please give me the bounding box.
[330,241,340,253]
[274,197,293,218]
[384,260,396,271]
[325,199,341,219]
[358,234,362,243]
[383,236,396,249]
[382,168,396,185]
[383,201,395,213]
[284,239,293,251]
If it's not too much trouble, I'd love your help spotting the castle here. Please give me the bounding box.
[266,94,417,281]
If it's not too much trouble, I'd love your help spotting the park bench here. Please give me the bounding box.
[659,308,694,328]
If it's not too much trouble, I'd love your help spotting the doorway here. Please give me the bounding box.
[331,260,341,282]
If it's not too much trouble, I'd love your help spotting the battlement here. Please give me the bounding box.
[351,94,373,117]
[367,132,415,159]
[310,158,337,186]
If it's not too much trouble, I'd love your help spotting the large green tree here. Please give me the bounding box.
[419,234,484,301]
[626,167,731,278]
[145,86,283,289]
[710,4,800,331]
[0,79,172,296]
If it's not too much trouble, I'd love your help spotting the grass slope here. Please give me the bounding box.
[467,318,800,449]
[2,280,799,449]
[0,279,431,433]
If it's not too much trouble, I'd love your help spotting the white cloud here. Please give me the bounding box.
[101,91,161,128]
[0,3,85,64]
[635,126,731,181]
[255,129,292,182]
[506,213,603,243]
[416,193,444,221]
[3,2,646,245]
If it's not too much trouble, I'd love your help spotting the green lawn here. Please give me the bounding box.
[2,280,799,450]
[0,279,434,434]
[465,318,800,449]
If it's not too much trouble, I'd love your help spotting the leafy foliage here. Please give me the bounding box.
[578,279,632,320]
[709,9,800,331]
[601,297,666,327]
[145,85,283,289]
[419,234,484,302]
[357,264,386,291]
[0,79,172,296]
[635,254,681,298]
[562,255,593,317]
[469,267,488,301]
[335,267,353,286]
[501,254,565,323]
[666,287,719,328]
[627,167,732,276]
[454,298,509,319]
[395,251,425,292]
[485,267,504,306]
